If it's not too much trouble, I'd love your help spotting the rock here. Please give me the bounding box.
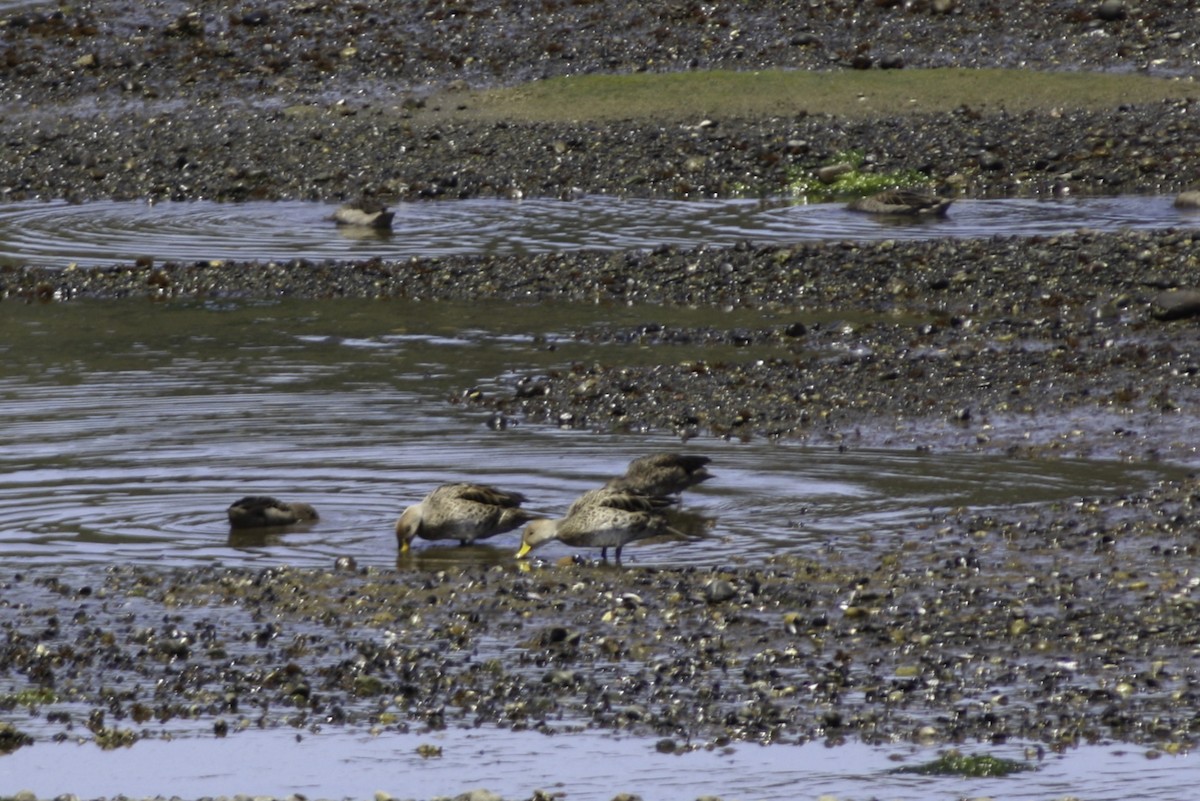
[817,163,854,184]
[1174,191,1200,209]
[454,790,503,801]
[0,724,34,754]
[1097,0,1127,21]
[1151,289,1200,321]
[703,578,737,603]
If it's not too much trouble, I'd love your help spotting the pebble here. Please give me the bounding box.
[1150,288,1200,321]
[1174,191,1200,209]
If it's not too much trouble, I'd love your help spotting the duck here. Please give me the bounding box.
[846,189,952,217]
[566,485,677,517]
[517,483,697,562]
[332,199,395,230]
[516,503,681,563]
[605,453,713,497]
[395,482,536,553]
[227,496,319,529]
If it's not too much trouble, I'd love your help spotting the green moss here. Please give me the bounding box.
[893,750,1033,778]
[93,726,139,750]
[783,149,932,200]
[0,687,58,707]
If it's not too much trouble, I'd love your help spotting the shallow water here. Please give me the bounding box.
[0,194,1193,268]
[0,260,1194,801]
[0,298,1180,571]
[6,725,1198,801]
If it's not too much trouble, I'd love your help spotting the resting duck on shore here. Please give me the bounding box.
[605,453,713,497]
[332,199,395,230]
[227,496,319,529]
[846,189,952,217]
[395,482,536,552]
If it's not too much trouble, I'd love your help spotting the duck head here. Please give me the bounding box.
[395,505,422,553]
[516,518,558,558]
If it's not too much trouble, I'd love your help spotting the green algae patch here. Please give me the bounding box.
[893,750,1033,778]
[783,149,932,199]
[0,687,58,707]
[461,68,1198,122]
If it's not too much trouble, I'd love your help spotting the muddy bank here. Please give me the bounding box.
[1,0,1199,204]
[3,0,1196,106]
[5,466,1200,760]
[7,463,1200,800]
[5,227,1200,460]
[1,97,1198,203]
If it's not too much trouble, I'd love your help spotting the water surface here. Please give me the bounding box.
[0,298,1178,571]
[7,726,1196,801]
[1,195,1193,268]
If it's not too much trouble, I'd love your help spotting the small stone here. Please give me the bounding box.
[1096,0,1127,21]
[454,790,501,801]
[1174,191,1200,209]
[1151,289,1200,321]
[703,578,737,603]
[817,163,854,184]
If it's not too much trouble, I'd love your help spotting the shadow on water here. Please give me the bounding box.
[0,194,1195,267]
[0,298,1182,570]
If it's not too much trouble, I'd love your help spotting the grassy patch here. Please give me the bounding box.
[893,750,1033,778]
[452,68,1198,122]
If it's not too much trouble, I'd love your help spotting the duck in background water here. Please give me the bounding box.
[846,188,952,217]
[227,496,319,529]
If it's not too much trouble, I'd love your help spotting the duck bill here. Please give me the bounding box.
[515,542,532,559]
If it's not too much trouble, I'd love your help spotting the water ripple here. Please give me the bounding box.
[0,195,1192,268]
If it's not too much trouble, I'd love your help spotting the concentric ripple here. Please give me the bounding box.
[0,194,1191,268]
[0,299,1181,571]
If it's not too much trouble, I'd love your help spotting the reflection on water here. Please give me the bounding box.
[0,298,1180,570]
[5,723,1196,801]
[0,194,1193,268]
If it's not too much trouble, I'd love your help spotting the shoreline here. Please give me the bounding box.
[4,0,1200,797]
